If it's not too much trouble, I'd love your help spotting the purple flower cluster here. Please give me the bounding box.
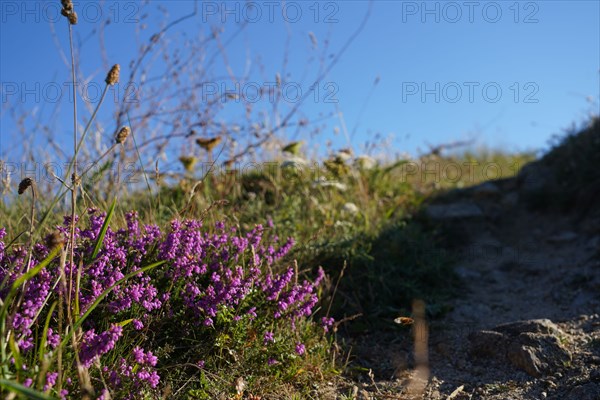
[102,348,160,399]
[321,316,336,333]
[261,265,325,327]
[0,211,331,397]
[0,242,52,352]
[263,331,275,345]
[79,324,123,367]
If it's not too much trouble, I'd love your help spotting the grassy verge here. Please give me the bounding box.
[0,142,533,398]
[0,2,547,397]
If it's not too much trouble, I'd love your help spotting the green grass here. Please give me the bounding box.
[1,145,534,398]
[2,3,596,397]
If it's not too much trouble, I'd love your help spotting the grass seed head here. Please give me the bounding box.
[18,178,33,195]
[282,141,303,156]
[71,173,81,186]
[61,0,74,12]
[116,126,130,144]
[67,11,78,24]
[179,156,197,172]
[60,0,77,24]
[45,231,65,250]
[196,137,222,152]
[106,64,121,86]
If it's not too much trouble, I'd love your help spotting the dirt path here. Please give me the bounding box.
[336,174,600,399]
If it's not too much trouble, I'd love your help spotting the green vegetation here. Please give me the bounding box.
[3,1,593,398]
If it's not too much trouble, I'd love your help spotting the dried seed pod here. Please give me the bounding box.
[61,0,74,12]
[67,11,78,25]
[115,126,130,144]
[196,137,222,152]
[179,156,197,172]
[71,173,81,186]
[18,178,33,195]
[105,64,120,86]
[282,141,303,155]
[45,231,65,250]
[60,0,77,24]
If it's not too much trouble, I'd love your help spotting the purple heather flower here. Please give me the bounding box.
[136,369,160,388]
[132,347,145,364]
[132,319,144,330]
[43,371,58,392]
[267,358,278,366]
[321,317,335,333]
[0,211,328,395]
[263,331,275,345]
[295,342,306,356]
[46,328,61,349]
[79,324,123,368]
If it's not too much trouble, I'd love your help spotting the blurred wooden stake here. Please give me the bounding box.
[406,299,429,398]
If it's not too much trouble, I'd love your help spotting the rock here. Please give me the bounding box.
[469,330,507,357]
[518,163,554,195]
[547,231,578,244]
[472,182,501,199]
[425,202,484,220]
[506,332,571,377]
[565,382,600,400]
[454,266,482,280]
[501,192,519,207]
[469,319,571,377]
[493,319,562,336]
[517,163,558,208]
[590,356,600,365]
[586,235,600,250]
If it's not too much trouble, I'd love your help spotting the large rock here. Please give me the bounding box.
[518,163,554,196]
[425,202,484,220]
[471,181,502,200]
[469,319,572,377]
[564,382,600,400]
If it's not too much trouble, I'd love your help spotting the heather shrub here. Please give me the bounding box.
[0,209,330,398]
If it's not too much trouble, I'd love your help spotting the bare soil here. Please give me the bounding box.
[332,174,600,400]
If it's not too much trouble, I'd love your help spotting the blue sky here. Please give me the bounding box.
[1,0,599,165]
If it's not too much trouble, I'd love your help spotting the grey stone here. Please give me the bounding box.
[506,332,571,377]
[472,182,501,199]
[547,231,578,244]
[565,383,600,400]
[493,319,562,336]
[501,192,519,207]
[518,163,554,195]
[425,202,484,220]
[468,319,572,377]
[469,330,508,358]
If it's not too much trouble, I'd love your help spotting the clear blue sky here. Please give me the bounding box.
[1,0,599,164]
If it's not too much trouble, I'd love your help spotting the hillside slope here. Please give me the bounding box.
[338,118,600,399]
